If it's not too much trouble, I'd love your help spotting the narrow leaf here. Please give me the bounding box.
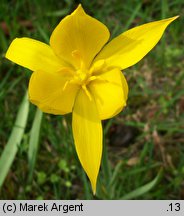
[121,169,162,199]
[0,92,29,187]
[28,108,43,182]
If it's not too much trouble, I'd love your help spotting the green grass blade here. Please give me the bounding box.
[81,170,93,200]
[28,108,43,182]
[46,9,70,17]
[123,2,142,31]
[45,0,72,17]
[109,161,124,186]
[0,92,29,187]
[121,169,162,199]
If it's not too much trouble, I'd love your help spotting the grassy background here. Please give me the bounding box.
[0,0,183,199]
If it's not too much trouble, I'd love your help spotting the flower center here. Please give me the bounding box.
[62,67,95,100]
[74,69,95,100]
[62,50,108,100]
[75,69,89,85]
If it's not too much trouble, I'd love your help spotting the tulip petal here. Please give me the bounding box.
[89,69,128,120]
[95,16,178,69]
[50,5,110,69]
[29,70,79,115]
[72,89,102,193]
[5,37,65,73]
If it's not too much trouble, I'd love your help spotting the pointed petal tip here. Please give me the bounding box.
[92,188,96,196]
[91,179,97,195]
[159,15,179,29]
[74,4,85,15]
[167,15,179,22]
[173,15,179,19]
[161,15,179,26]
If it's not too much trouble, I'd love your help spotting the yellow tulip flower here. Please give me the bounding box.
[5,4,178,194]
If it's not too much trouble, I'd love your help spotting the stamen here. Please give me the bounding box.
[62,78,79,91]
[72,50,81,60]
[87,76,97,82]
[82,85,92,101]
[63,81,69,91]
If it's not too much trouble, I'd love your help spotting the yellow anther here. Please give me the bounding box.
[63,78,79,91]
[72,50,81,60]
[63,81,69,91]
[87,76,97,82]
